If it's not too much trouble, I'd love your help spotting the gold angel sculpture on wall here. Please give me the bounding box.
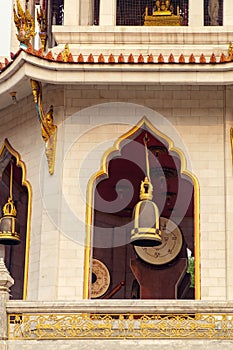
[30,79,57,175]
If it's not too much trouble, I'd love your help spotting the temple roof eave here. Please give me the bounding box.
[0,50,233,109]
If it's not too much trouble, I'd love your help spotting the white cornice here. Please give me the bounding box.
[52,25,233,46]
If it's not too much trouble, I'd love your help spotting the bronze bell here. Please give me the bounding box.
[0,160,20,245]
[131,133,162,247]
[131,177,162,246]
[0,197,20,245]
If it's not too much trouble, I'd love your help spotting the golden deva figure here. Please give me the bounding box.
[30,79,57,174]
[30,79,57,142]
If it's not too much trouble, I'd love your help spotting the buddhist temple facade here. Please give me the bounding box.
[1,0,233,349]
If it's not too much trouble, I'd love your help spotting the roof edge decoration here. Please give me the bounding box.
[0,44,233,109]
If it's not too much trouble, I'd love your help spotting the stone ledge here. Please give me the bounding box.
[6,299,233,314]
[52,25,233,46]
[6,339,233,350]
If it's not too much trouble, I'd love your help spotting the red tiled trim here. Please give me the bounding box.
[1,47,233,74]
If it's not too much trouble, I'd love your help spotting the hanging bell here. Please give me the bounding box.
[130,177,162,247]
[0,197,20,245]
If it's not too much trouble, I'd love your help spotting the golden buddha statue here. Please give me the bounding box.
[154,0,171,13]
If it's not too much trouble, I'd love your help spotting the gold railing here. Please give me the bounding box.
[8,312,233,340]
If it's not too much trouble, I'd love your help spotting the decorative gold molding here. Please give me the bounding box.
[84,117,200,300]
[30,79,57,175]
[144,14,181,26]
[0,139,32,300]
[13,0,36,47]
[8,312,233,339]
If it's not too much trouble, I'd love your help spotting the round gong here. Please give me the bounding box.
[91,259,110,298]
[134,217,183,265]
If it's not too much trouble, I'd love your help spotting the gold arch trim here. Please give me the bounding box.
[84,117,200,300]
[0,139,32,300]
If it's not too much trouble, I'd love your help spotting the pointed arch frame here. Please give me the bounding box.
[84,117,200,300]
[0,138,32,300]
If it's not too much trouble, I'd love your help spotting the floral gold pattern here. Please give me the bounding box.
[8,313,233,340]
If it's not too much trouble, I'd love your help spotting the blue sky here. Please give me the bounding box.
[0,0,12,56]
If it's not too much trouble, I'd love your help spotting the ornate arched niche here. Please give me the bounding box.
[85,118,200,300]
[0,139,31,300]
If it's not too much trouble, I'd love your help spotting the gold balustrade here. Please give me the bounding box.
[7,309,233,340]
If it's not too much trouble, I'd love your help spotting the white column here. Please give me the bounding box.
[64,0,80,25]
[0,258,14,340]
[99,0,116,25]
[188,0,203,26]
[223,0,233,26]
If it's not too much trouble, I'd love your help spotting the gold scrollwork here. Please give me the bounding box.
[30,79,57,175]
[8,312,233,340]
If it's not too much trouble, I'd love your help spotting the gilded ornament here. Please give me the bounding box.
[228,42,233,61]
[13,0,36,47]
[30,79,57,175]
[37,6,47,51]
[8,312,233,340]
[144,0,180,26]
[62,44,70,62]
